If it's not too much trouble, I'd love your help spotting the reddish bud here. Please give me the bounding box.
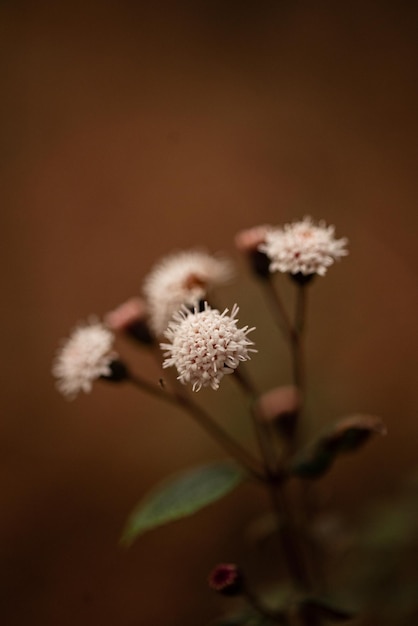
[208,563,243,596]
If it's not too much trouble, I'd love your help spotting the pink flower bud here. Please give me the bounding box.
[105,297,148,331]
[208,563,243,596]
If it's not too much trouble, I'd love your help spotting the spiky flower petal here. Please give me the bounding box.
[259,217,348,276]
[161,303,256,392]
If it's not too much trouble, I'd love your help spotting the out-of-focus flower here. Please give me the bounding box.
[143,250,233,336]
[259,217,348,277]
[52,321,116,399]
[161,303,256,392]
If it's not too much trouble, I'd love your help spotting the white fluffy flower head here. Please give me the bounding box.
[53,321,116,399]
[259,217,348,276]
[143,250,233,336]
[161,303,256,392]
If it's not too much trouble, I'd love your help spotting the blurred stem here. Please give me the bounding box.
[290,285,325,616]
[174,389,265,479]
[244,584,289,625]
[128,373,264,480]
[264,280,323,624]
[232,367,279,475]
[261,279,307,408]
[263,279,294,342]
[291,285,307,419]
[233,365,259,398]
[268,479,311,593]
[128,372,177,405]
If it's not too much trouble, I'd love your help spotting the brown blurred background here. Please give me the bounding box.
[1,1,417,624]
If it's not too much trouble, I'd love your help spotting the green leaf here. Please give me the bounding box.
[121,461,245,545]
[290,414,386,479]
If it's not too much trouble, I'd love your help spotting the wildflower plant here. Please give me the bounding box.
[53,217,401,625]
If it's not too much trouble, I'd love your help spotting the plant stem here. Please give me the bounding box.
[268,479,311,593]
[292,285,307,404]
[264,281,323,624]
[232,367,279,476]
[128,374,264,480]
[244,584,289,625]
[262,280,294,342]
[291,286,324,624]
[174,389,265,479]
[233,365,259,398]
[128,372,179,405]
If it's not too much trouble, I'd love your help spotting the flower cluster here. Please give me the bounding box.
[161,303,256,392]
[52,217,348,399]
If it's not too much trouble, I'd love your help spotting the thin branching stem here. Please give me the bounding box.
[262,279,295,342]
[292,285,307,405]
[128,372,178,405]
[128,373,265,480]
[174,389,265,480]
[259,279,323,624]
[233,365,259,398]
[232,368,279,476]
[290,286,324,623]
[268,478,311,592]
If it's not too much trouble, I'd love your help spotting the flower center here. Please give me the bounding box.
[183,273,207,291]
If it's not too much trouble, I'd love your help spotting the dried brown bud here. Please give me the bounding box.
[291,414,386,479]
[324,414,387,454]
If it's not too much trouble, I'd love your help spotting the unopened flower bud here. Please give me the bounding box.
[208,563,243,596]
[105,298,154,346]
[235,225,271,280]
[254,386,300,438]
